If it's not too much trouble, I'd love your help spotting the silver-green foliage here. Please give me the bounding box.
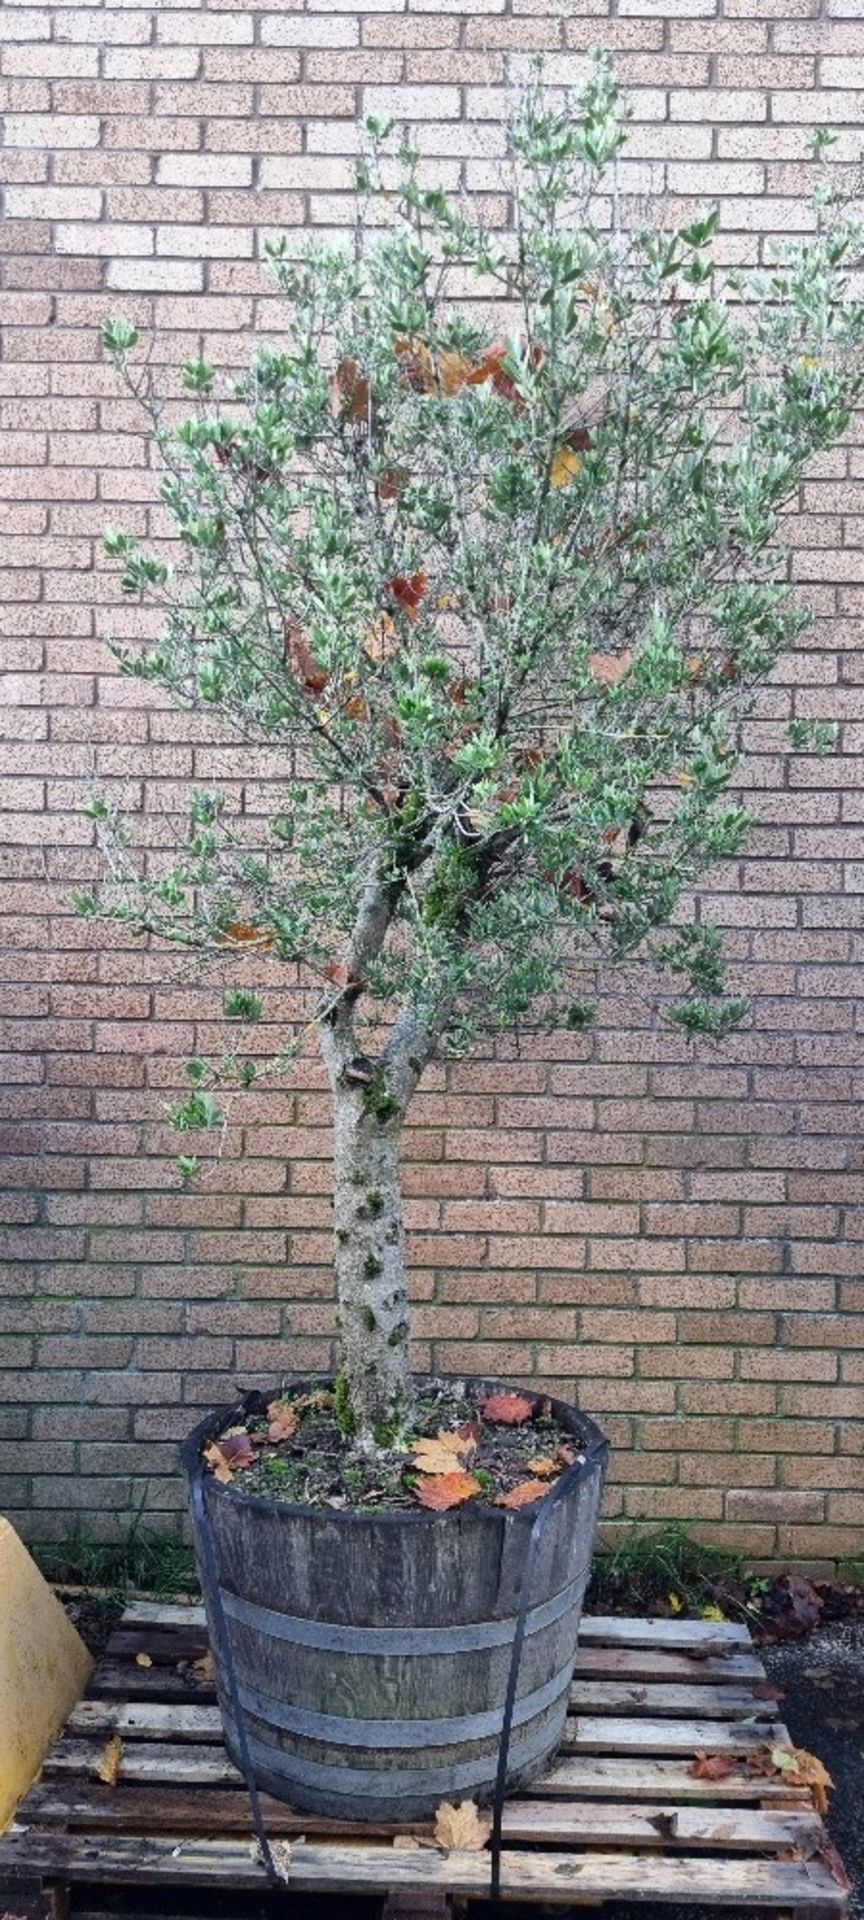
[92,68,862,1154]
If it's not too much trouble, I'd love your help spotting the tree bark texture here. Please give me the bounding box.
[329,1079,412,1444]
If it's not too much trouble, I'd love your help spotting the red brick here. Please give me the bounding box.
[1,0,861,1564]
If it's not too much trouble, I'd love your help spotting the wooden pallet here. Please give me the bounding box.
[0,1602,849,1918]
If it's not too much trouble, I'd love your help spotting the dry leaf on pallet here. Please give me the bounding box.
[689,1751,739,1781]
[134,1652,153,1669]
[191,1651,215,1683]
[433,1800,491,1852]
[497,1480,546,1510]
[96,1734,123,1786]
[479,1392,534,1425]
[747,1744,834,1814]
[413,1471,481,1512]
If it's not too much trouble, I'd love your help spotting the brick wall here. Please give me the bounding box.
[1,0,862,1569]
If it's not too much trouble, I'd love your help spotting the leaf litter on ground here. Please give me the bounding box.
[200,1379,582,1514]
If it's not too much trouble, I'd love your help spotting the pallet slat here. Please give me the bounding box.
[19,1783,825,1856]
[569,1681,777,1719]
[565,1714,789,1756]
[118,1600,751,1652]
[527,1753,812,1804]
[0,1829,846,1908]
[86,1663,776,1721]
[42,1740,243,1788]
[5,1602,842,1918]
[40,1737,813,1805]
[91,1640,766,1703]
[66,1695,787,1756]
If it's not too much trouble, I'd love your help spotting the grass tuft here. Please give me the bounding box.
[588,1522,745,1614]
[33,1519,197,1601]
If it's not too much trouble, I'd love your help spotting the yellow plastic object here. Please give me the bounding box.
[0,1516,94,1831]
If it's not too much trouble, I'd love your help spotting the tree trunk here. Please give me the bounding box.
[330,1078,412,1446]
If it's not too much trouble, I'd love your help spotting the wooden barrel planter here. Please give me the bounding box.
[182,1382,608,1823]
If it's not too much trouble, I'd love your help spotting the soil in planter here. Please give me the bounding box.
[202,1378,587,1514]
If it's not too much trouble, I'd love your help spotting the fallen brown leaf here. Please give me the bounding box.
[96,1734,123,1786]
[433,1799,491,1852]
[267,1399,299,1443]
[377,464,411,502]
[364,613,399,664]
[134,1653,153,1669]
[746,1744,834,1814]
[413,1471,481,1512]
[203,1441,234,1485]
[497,1480,547,1510]
[479,1391,534,1426]
[526,1456,559,1479]
[411,1429,477,1475]
[285,617,329,696]
[219,1431,258,1469]
[689,1751,739,1781]
[331,357,370,425]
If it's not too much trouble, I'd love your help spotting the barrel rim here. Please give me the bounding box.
[181,1374,608,1528]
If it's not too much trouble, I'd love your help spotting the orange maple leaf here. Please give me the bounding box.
[479,1391,534,1425]
[414,1471,481,1511]
[412,1429,477,1475]
[497,1480,546,1509]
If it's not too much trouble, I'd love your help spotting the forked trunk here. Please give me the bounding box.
[331,1080,412,1445]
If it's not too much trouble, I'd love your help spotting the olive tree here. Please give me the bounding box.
[87,65,863,1446]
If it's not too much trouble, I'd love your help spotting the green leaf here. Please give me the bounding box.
[223,989,263,1022]
[102,317,139,355]
[166,1091,222,1133]
[668,997,749,1039]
